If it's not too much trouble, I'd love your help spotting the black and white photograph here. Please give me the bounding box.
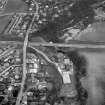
[0,0,105,105]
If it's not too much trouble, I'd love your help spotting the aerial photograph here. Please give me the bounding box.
[0,0,105,105]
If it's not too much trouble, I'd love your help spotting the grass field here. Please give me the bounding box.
[0,15,12,33]
[79,50,105,105]
[79,22,105,42]
[3,0,27,13]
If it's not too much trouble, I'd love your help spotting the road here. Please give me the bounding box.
[29,46,63,75]
[0,12,14,17]
[1,40,105,49]
[0,47,15,59]
[29,42,105,49]
[0,64,21,76]
[15,1,39,105]
[0,12,39,17]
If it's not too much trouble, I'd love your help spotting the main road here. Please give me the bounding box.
[15,1,39,105]
[1,40,105,49]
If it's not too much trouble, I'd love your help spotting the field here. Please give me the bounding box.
[79,49,105,105]
[79,21,105,42]
[3,0,27,13]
